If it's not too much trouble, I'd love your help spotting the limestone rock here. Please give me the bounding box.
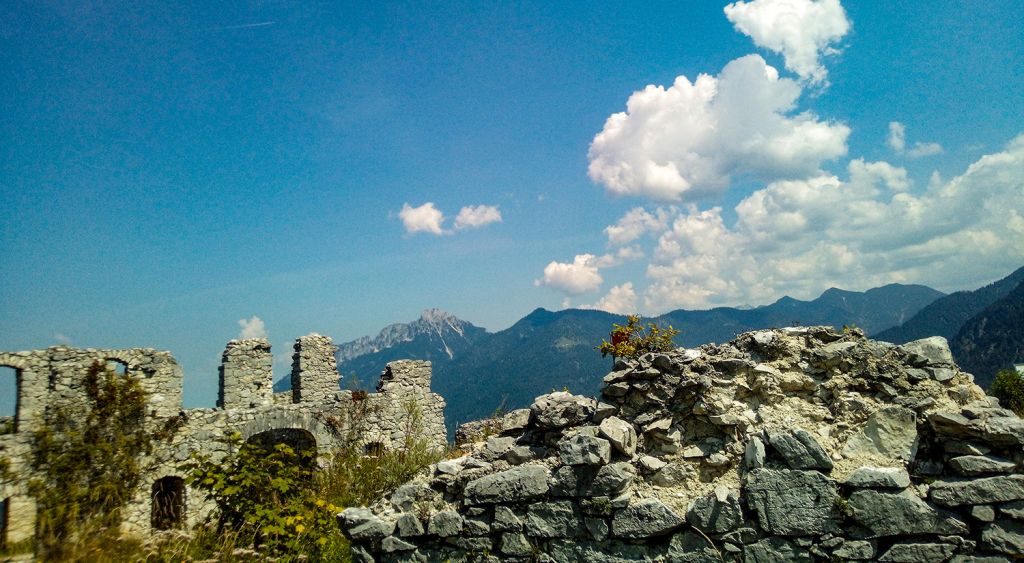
[531,391,596,430]
[381,536,416,552]
[501,408,531,432]
[981,519,1024,555]
[463,465,550,504]
[948,455,1017,476]
[611,499,685,538]
[848,489,967,537]
[499,532,533,556]
[878,542,956,562]
[598,416,637,456]
[745,468,839,536]
[843,405,919,461]
[395,513,424,537]
[687,486,743,534]
[589,462,635,496]
[558,434,612,466]
[338,507,395,541]
[492,506,522,532]
[427,510,463,537]
[843,466,912,489]
[901,336,955,366]
[833,540,875,560]
[768,428,833,471]
[930,475,1024,507]
[744,537,812,562]
[524,500,581,538]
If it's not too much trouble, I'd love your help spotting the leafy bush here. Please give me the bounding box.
[597,314,680,359]
[989,368,1024,416]
[183,433,345,560]
[28,361,152,560]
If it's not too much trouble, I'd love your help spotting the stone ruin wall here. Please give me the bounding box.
[0,333,446,545]
[340,327,1024,562]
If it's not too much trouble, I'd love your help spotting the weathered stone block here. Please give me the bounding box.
[745,468,839,536]
[525,500,581,538]
[688,486,743,534]
[848,489,967,537]
[558,434,612,466]
[843,405,919,461]
[463,465,550,504]
[611,499,685,538]
[843,466,912,489]
[767,428,833,471]
[930,475,1024,507]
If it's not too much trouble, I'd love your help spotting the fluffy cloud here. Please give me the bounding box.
[535,254,604,295]
[724,0,850,85]
[605,207,673,246]
[238,316,268,339]
[588,55,849,201]
[888,121,944,158]
[635,135,1024,311]
[454,205,503,230]
[582,283,639,315]
[399,202,446,235]
[399,202,501,235]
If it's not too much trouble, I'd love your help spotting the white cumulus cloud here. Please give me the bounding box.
[588,55,849,201]
[238,316,268,339]
[636,135,1024,311]
[399,202,447,235]
[581,283,639,315]
[535,254,604,295]
[454,205,502,230]
[724,0,850,85]
[888,121,944,158]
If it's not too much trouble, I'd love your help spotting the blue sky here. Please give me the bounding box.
[1,0,1022,409]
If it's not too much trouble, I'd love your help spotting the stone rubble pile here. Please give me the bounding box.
[338,326,1024,562]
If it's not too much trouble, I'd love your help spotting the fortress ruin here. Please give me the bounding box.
[0,334,446,545]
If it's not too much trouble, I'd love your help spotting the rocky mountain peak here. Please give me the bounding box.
[336,309,481,364]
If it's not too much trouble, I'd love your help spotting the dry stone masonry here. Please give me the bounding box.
[0,334,446,545]
[339,327,1024,562]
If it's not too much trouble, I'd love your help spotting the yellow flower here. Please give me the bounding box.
[295,523,306,533]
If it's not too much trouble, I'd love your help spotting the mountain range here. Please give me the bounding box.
[272,266,1024,434]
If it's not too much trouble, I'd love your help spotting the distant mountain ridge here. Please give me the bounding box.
[874,266,1024,344]
[950,278,1024,386]
[329,283,946,435]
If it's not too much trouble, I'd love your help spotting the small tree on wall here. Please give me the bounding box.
[28,361,152,558]
[597,314,680,360]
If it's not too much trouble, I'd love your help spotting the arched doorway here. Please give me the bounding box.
[151,477,185,530]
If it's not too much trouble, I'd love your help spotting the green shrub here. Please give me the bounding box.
[28,361,152,560]
[182,433,345,561]
[597,314,680,359]
[989,368,1024,416]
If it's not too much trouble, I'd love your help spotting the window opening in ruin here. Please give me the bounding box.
[363,441,385,457]
[0,366,17,434]
[246,428,317,473]
[106,359,129,376]
[151,477,185,530]
[0,497,8,548]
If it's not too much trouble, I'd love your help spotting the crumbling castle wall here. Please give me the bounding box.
[0,334,446,545]
[340,328,1024,562]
